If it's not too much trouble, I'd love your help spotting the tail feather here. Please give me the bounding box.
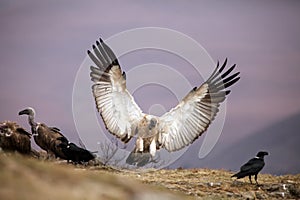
[231,171,247,179]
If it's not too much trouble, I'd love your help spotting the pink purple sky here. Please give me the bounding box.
[1,1,300,171]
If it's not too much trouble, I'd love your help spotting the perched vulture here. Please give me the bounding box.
[232,151,269,184]
[88,38,240,162]
[18,107,69,160]
[0,121,31,154]
[58,140,95,164]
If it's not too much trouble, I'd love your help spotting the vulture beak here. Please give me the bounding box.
[5,132,12,137]
[18,109,29,115]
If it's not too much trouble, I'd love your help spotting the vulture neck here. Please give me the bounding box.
[28,113,38,133]
[28,114,36,126]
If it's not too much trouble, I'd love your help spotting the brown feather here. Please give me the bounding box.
[34,123,68,159]
[0,121,31,154]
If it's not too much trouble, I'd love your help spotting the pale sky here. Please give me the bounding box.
[1,0,299,173]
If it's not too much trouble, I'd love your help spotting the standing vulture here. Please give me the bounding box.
[18,107,69,160]
[0,121,31,154]
[232,151,269,184]
[87,38,240,162]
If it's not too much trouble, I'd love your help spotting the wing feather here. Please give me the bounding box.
[88,38,144,142]
[159,59,240,151]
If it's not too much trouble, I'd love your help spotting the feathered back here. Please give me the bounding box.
[35,123,69,159]
[0,121,31,154]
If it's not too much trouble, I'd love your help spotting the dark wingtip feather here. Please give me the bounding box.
[87,50,91,54]
[234,71,241,77]
[96,41,100,45]
[92,45,96,49]
[100,38,103,43]
[219,58,227,73]
[221,64,236,79]
[224,77,240,88]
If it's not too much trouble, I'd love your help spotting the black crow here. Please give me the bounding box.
[58,142,95,164]
[232,151,269,184]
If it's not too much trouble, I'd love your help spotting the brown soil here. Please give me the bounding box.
[0,153,299,200]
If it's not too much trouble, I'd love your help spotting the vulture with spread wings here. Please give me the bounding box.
[87,38,240,159]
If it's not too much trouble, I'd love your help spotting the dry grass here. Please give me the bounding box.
[0,153,192,200]
[117,168,300,199]
[0,153,299,200]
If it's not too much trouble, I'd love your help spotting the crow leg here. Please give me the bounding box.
[248,175,253,184]
[254,174,259,185]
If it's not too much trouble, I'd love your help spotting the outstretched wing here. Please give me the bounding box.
[159,59,240,151]
[88,38,144,142]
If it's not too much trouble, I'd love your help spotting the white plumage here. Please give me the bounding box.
[88,38,240,159]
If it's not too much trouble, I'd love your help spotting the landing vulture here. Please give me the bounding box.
[19,107,69,160]
[88,38,240,159]
[0,121,31,154]
[232,151,269,184]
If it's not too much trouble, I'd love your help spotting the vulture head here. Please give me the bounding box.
[18,107,35,117]
[0,122,13,137]
[0,121,31,138]
[0,121,32,154]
